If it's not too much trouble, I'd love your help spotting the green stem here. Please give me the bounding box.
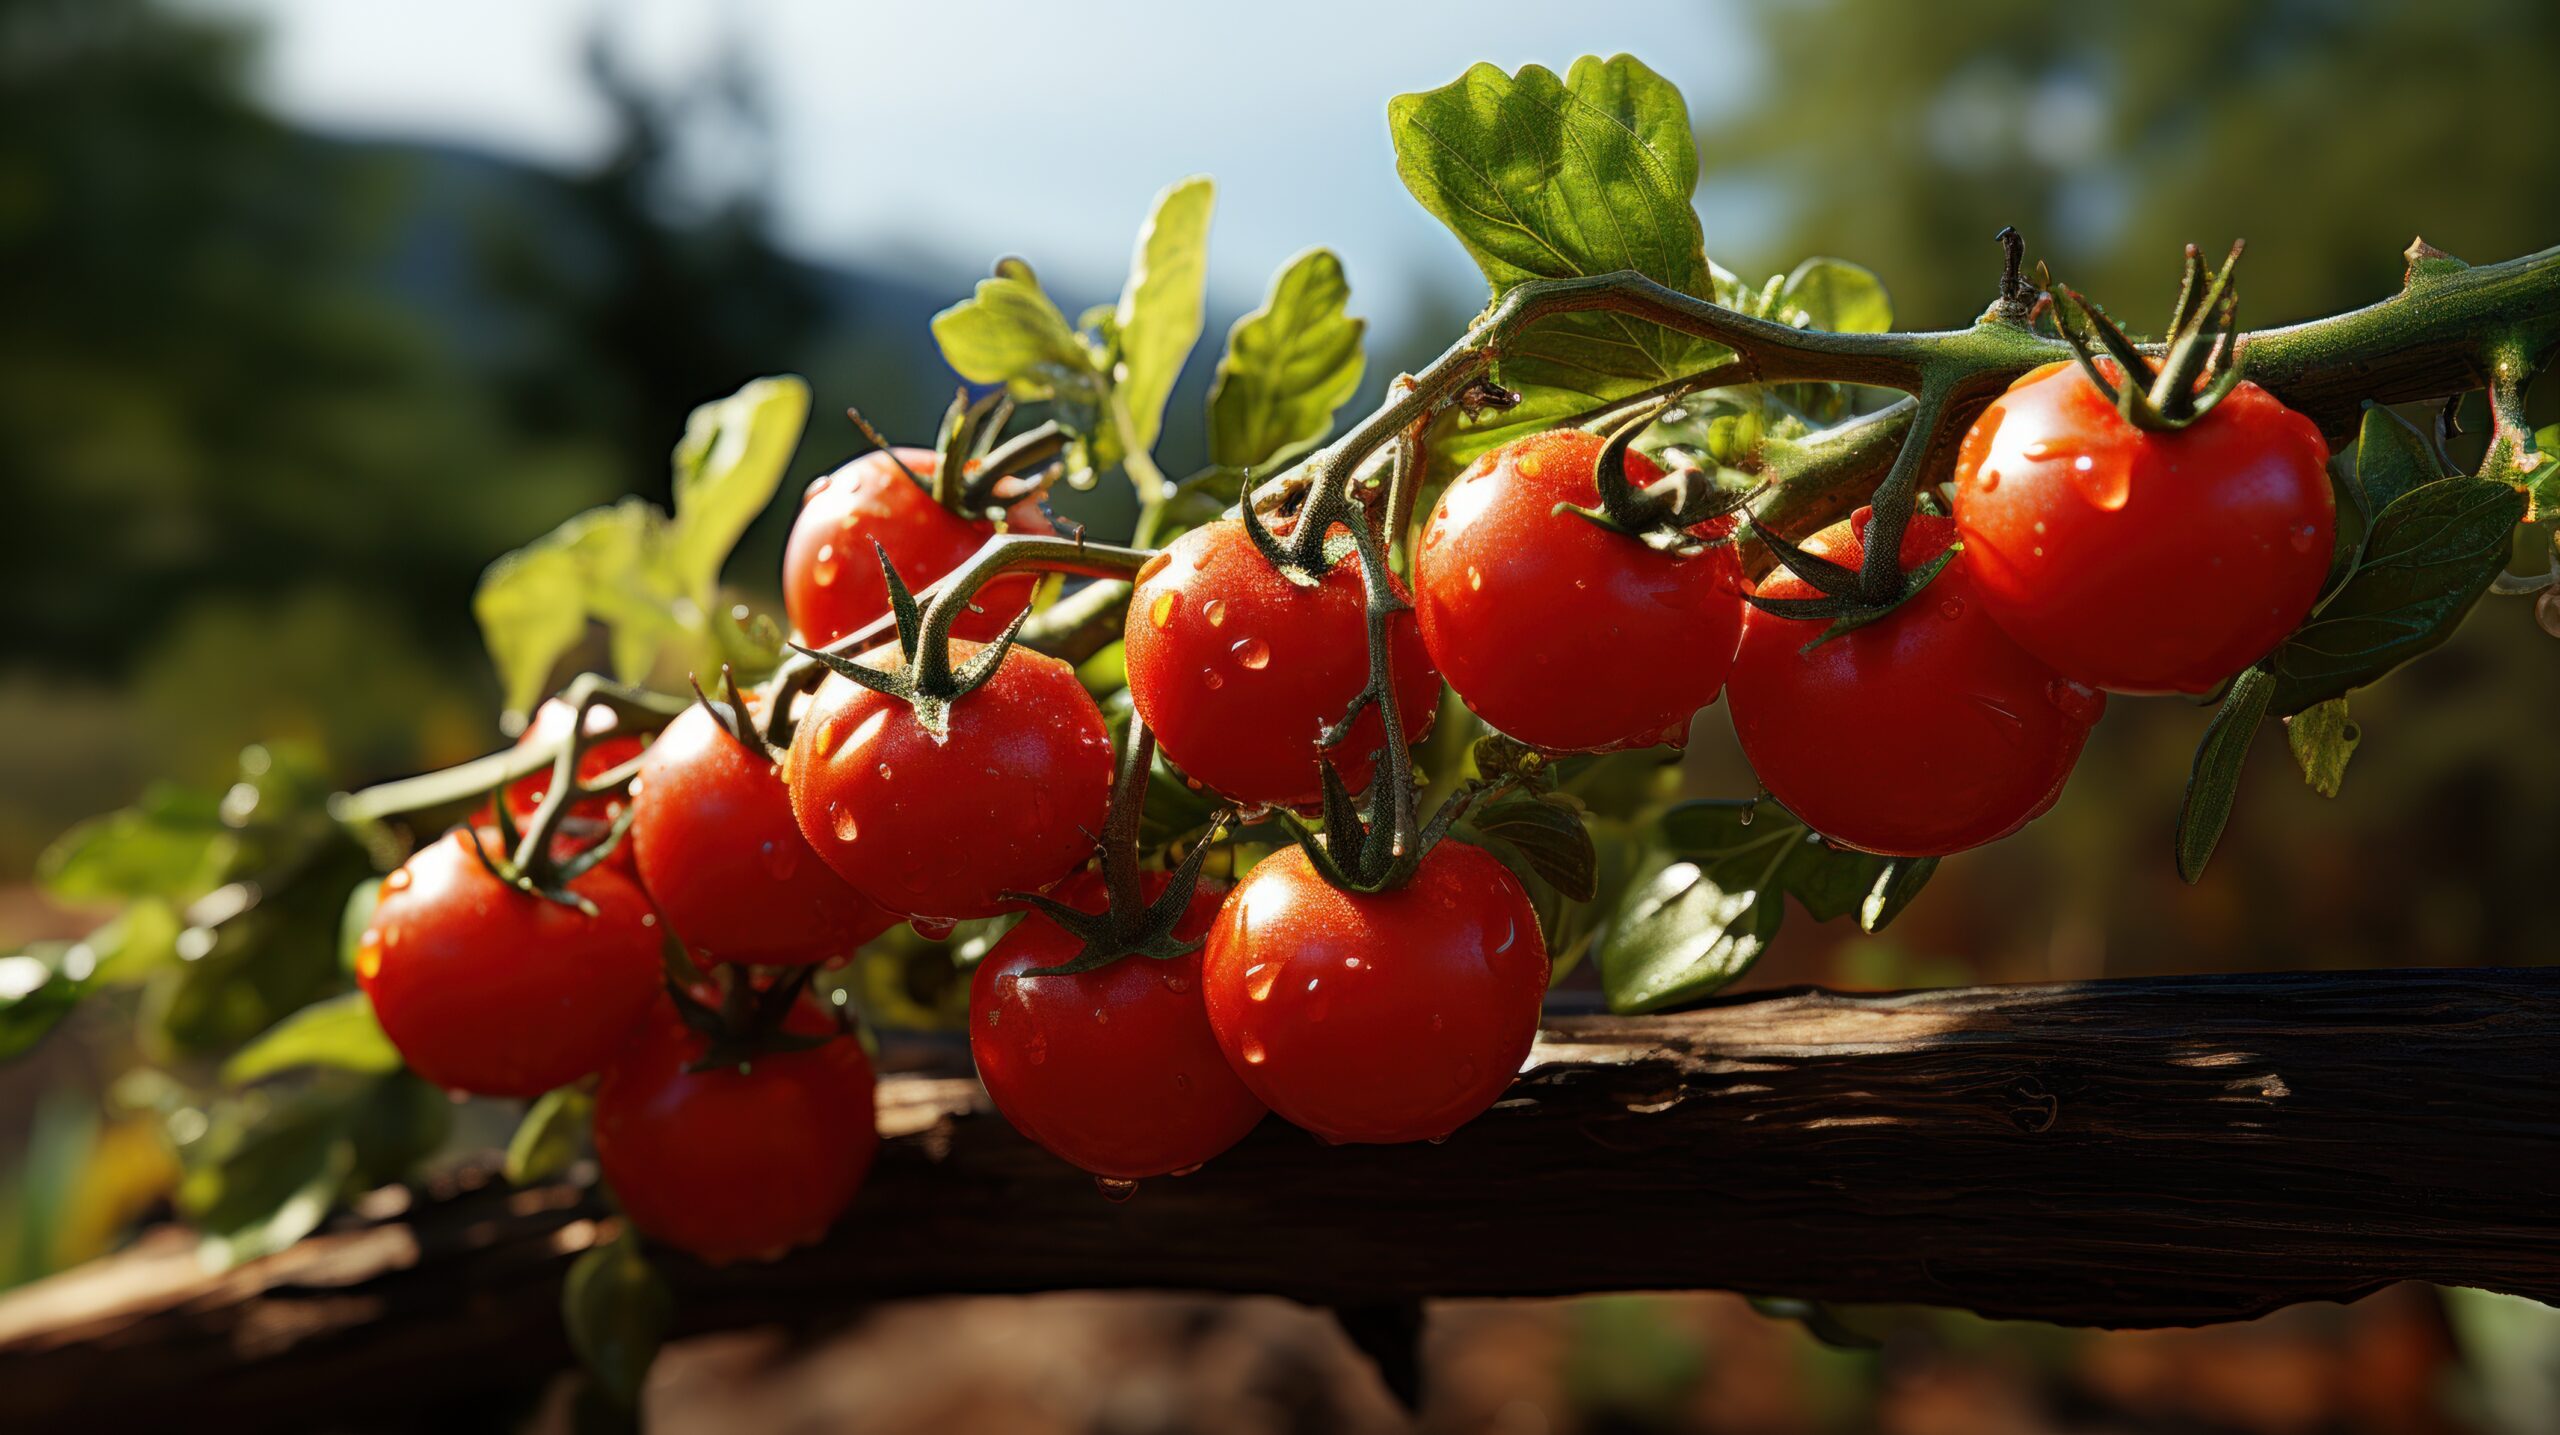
[330,679,686,827]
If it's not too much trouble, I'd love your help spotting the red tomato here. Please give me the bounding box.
[1200,840,1547,1145]
[1953,360,2334,694]
[970,870,1265,1180]
[594,992,879,1264]
[787,641,1112,920]
[1728,507,2104,857]
[627,701,898,966]
[356,828,662,1098]
[1124,518,1439,810]
[1416,429,1745,753]
[783,448,1043,649]
[499,698,647,859]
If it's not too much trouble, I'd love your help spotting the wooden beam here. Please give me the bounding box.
[1,968,2552,1433]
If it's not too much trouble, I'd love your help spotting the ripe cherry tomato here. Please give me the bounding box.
[1728,507,2104,857]
[499,698,647,861]
[970,870,1265,1181]
[1416,429,1745,753]
[1953,360,2334,694]
[1124,518,1439,810]
[787,641,1113,920]
[783,448,1044,649]
[1201,840,1547,1145]
[628,700,897,966]
[594,991,879,1264]
[356,828,662,1098]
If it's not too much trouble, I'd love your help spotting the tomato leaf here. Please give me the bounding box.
[182,1093,358,1268]
[2350,403,2443,519]
[473,537,592,728]
[1390,54,1722,473]
[347,1071,454,1187]
[1110,176,1215,460]
[1777,258,1892,335]
[931,269,1104,404]
[1207,247,1367,473]
[0,947,87,1063]
[2529,422,2560,520]
[2176,666,2274,884]
[2284,698,2359,798]
[1469,797,1599,902]
[565,1228,675,1408]
[505,1087,593,1186]
[1860,856,1938,936]
[666,376,809,604]
[39,784,233,903]
[222,991,402,1085]
[2266,476,2524,715]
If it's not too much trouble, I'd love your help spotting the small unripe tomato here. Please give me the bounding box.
[1953,360,2334,694]
[1201,840,1547,1145]
[594,992,879,1264]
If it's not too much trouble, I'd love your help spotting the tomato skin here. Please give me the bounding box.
[356,828,662,1099]
[1200,841,1547,1145]
[594,993,878,1264]
[970,871,1265,1180]
[1124,518,1439,810]
[1417,430,1745,753]
[499,699,648,865]
[627,702,898,966]
[787,641,1113,920]
[1728,507,2103,857]
[1953,360,2334,694]
[783,448,1041,650]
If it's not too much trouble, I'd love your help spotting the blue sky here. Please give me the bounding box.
[190,0,1775,328]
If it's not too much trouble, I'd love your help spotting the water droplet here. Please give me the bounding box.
[1977,468,2001,493]
[2023,440,2055,461]
[910,914,957,941]
[2032,520,2047,535]
[1427,1133,1451,1146]
[1095,1176,1140,1202]
[1431,1013,1446,1031]
[1027,1033,1047,1065]
[2032,546,2045,558]
[1939,596,1967,620]
[1204,598,1227,628]
[1092,1007,1110,1025]
[2066,451,2131,510]
[875,763,893,781]
[1136,551,1171,585]
[384,868,412,893]
[812,543,840,587]
[1169,1163,1202,1177]
[1467,566,1483,591]
[1149,592,1178,629]
[1172,1071,1192,1094]
[1971,693,2028,747]
[1737,803,1755,827]
[804,474,832,502]
[1245,962,1276,1002]
[1240,1034,1267,1065]
[1343,956,1361,970]
[758,839,801,880]
[1202,669,1224,690]
[2289,523,2320,553]
[1494,915,1517,954]
[1160,971,1191,994]
[354,942,382,981]
[639,913,656,928]
[832,806,860,842]
[1517,452,1544,479]
[1232,637,1270,670]
[2045,678,2105,726]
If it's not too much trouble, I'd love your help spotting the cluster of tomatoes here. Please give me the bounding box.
[354,352,2334,1263]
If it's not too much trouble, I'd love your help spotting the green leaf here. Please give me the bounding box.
[1390,54,1722,471]
[1777,258,1892,334]
[38,786,233,903]
[505,1087,593,1186]
[565,1229,675,1408]
[666,376,809,602]
[183,1094,357,1268]
[931,271,1101,402]
[1603,800,1918,1012]
[348,1071,454,1186]
[2176,666,2274,884]
[338,878,381,976]
[2285,698,2360,798]
[473,536,591,725]
[222,991,402,1085]
[1110,176,1214,459]
[0,947,87,1062]
[2530,422,2560,520]
[2267,477,2525,714]
[1469,797,1599,902]
[2350,404,2442,519]
[1207,248,1367,472]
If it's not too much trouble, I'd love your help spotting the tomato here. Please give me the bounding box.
[970,870,1265,1180]
[783,448,1044,649]
[1952,360,2334,694]
[355,828,662,1098]
[1728,507,2104,857]
[499,698,647,858]
[628,700,897,966]
[787,640,1113,920]
[594,991,878,1264]
[1416,429,1745,753]
[1200,840,1547,1145]
[1124,518,1439,810]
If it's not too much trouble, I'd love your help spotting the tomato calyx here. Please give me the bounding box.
[1747,530,1967,656]
[1552,398,1756,554]
[466,679,667,911]
[1007,721,1229,977]
[788,544,1033,738]
[2052,240,2250,433]
[688,665,780,762]
[847,391,1062,525]
[663,965,838,1074]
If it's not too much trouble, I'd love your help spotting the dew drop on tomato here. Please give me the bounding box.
[384,868,411,892]
[1094,1176,1139,1202]
[2045,678,2105,725]
[1204,598,1226,627]
[1239,1033,1267,1064]
[832,806,859,843]
[1202,669,1223,690]
[1149,592,1177,628]
[1232,637,1270,670]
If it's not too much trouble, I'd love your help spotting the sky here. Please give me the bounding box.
[187,0,1771,329]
